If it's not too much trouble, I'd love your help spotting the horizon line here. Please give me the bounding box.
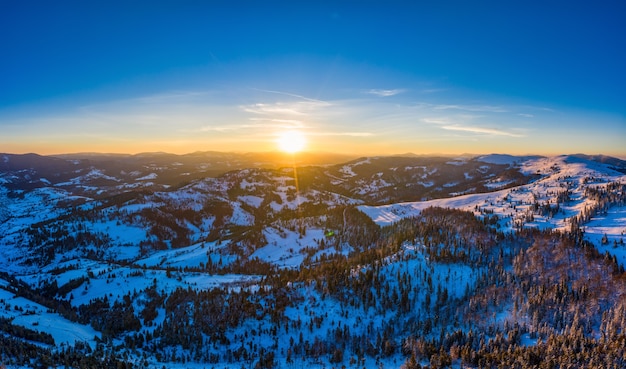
[2,150,626,161]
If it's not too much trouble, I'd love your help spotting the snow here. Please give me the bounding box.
[88,220,146,242]
[278,241,483,368]
[339,164,357,177]
[361,156,626,233]
[354,177,392,195]
[583,205,626,268]
[83,169,121,182]
[0,188,78,273]
[119,203,154,212]
[136,172,158,180]
[240,178,255,189]
[0,284,101,347]
[518,156,560,175]
[117,181,157,189]
[269,187,309,211]
[484,179,515,189]
[339,158,371,177]
[137,242,216,269]
[252,227,327,268]
[359,191,502,226]
[239,195,263,208]
[21,255,260,309]
[230,202,254,225]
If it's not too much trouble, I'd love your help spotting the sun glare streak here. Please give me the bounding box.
[276,130,306,153]
[274,130,306,233]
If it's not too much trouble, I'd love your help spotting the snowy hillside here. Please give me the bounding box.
[0,153,625,368]
[359,155,626,266]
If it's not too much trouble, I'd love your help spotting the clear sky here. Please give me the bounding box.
[1,1,625,157]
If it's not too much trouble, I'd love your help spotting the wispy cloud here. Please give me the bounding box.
[422,117,452,125]
[518,113,534,118]
[422,116,524,137]
[199,119,305,133]
[243,103,307,116]
[440,125,524,137]
[366,89,406,97]
[241,99,332,116]
[248,88,329,104]
[431,104,509,113]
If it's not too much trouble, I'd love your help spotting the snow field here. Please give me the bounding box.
[583,205,626,267]
[252,227,326,268]
[0,284,100,347]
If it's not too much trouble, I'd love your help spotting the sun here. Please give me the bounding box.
[276,130,307,153]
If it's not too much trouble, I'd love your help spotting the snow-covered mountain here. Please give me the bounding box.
[360,155,626,263]
[0,152,625,368]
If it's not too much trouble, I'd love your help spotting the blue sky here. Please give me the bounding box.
[1,1,624,156]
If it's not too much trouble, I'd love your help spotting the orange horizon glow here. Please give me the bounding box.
[3,138,626,161]
[1,127,625,160]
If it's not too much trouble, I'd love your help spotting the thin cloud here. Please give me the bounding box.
[366,89,406,97]
[518,113,534,118]
[242,98,331,116]
[422,117,523,137]
[422,118,452,125]
[440,125,524,137]
[248,118,305,128]
[432,104,509,113]
[243,103,306,116]
[249,88,330,105]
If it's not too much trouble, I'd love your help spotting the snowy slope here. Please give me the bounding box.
[362,156,623,223]
[360,155,626,260]
[0,278,101,347]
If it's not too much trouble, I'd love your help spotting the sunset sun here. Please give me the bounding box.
[276,130,306,154]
